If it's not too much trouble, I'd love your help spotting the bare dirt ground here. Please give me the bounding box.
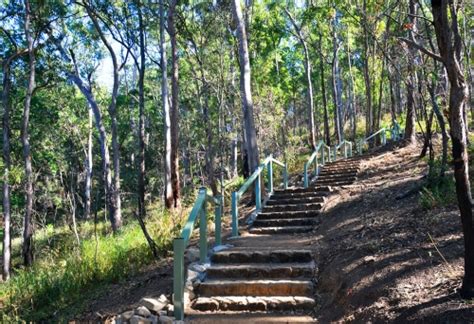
[312,141,474,323]
[77,140,474,323]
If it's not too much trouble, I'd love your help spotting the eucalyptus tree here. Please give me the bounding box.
[232,0,259,173]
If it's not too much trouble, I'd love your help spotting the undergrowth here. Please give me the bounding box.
[0,203,184,322]
[419,158,456,210]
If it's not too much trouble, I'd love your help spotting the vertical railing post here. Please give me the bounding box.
[321,147,325,165]
[284,164,288,189]
[199,194,207,264]
[173,237,185,320]
[314,156,318,177]
[303,163,308,188]
[344,142,348,158]
[255,172,262,211]
[333,146,337,161]
[214,195,222,246]
[267,158,273,194]
[327,146,332,163]
[231,192,238,237]
[382,131,387,145]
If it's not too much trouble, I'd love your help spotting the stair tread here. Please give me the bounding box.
[208,262,315,269]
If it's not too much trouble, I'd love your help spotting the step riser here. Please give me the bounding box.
[249,226,314,234]
[271,192,329,199]
[197,282,313,297]
[257,211,320,219]
[316,180,355,186]
[253,218,318,227]
[207,265,314,279]
[317,177,357,182]
[273,186,331,194]
[211,251,312,264]
[267,197,325,205]
[192,297,316,312]
[263,204,322,212]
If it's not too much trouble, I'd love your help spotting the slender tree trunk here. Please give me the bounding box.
[86,5,122,230]
[137,2,146,218]
[168,0,181,208]
[160,0,173,208]
[363,0,373,136]
[2,58,16,279]
[331,13,343,142]
[347,33,357,141]
[232,0,259,172]
[432,0,474,298]
[318,33,330,145]
[21,0,35,266]
[404,0,418,143]
[84,107,93,219]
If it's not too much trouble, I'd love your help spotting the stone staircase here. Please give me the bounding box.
[188,157,361,320]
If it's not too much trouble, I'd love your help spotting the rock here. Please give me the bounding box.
[184,289,195,301]
[185,248,200,263]
[149,315,159,324]
[135,306,152,317]
[158,294,169,304]
[166,304,174,316]
[186,269,199,282]
[188,262,207,273]
[158,315,174,324]
[122,310,135,320]
[140,297,167,313]
[130,315,152,324]
[113,315,123,324]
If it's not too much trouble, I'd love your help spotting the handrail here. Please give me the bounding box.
[173,187,223,320]
[357,123,403,155]
[303,140,331,188]
[333,140,353,161]
[231,154,288,237]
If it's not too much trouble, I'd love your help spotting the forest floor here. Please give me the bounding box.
[75,138,474,323]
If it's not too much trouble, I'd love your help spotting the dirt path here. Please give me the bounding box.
[311,142,474,323]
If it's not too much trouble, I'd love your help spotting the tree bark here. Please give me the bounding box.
[404,0,418,143]
[137,1,147,217]
[431,0,474,298]
[318,33,330,146]
[84,106,93,220]
[160,0,173,208]
[285,8,316,149]
[232,0,259,172]
[21,0,35,266]
[168,0,181,208]
[86,5,122,231]
[362,0,373,137]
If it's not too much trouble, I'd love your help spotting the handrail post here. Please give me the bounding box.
[314,156,318,177]
[382,131,387,145]
[267,158,273,194]
[231,192,238,237]
[321,147,325,165]
[333,146,337,161]
[215,195,222,246]
[349,142,353,157]
[344,142,348,158]
[327,146,332,163]
[284,164,288,189]
[303,163,308,188]
[173,237,185,320]
[199,194,207,264]
[255,173,262,211]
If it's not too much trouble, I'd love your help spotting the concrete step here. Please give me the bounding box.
[317,174,357,181]
[252,217,319,227]
[273,186,332,194]
[196,279,314,297]
[206,262,315,279]
[192,296,316,312]
[249,225,314,235]
[270,191,330,199]
[257,210,320,220]
[267,196,325,205]
[321,165,360,172]
[211,249,312,264]
[316,178,356,186]
[319,169,358,176]
[263,202,323,213]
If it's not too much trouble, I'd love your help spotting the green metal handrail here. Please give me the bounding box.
[333,140,353,161]
[303,140,331,188]
[357,123,404,155]
[173,187,223,320]
[231,154,288,236]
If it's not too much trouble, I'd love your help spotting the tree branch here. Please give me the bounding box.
[398,37,444,62]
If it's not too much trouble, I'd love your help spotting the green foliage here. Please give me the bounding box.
[0,206,180,322]
[419,159,456,210]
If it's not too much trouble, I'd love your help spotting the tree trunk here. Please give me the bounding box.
[346,33,357,141]
[168,0,181,208]
[232,0,259,172]
[160,0,173,208]
[432,0,474,298]
[22,0,35,266]
[319,33,330,146]
[2,57,16,279]
[331,13,343,143]
[137,2,146,217]
[84,107,93,219]
[363,0,373,137]
[404,0,418,143]
[86,5,122,230]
